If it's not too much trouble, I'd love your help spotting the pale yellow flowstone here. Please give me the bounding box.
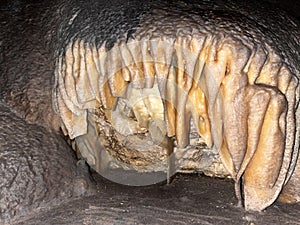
[53,29,299,210]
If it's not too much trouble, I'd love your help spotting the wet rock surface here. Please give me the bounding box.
[10,172,300,225]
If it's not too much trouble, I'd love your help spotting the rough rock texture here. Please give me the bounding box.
[53,0,300,211]
[0,3,95,222]
[0,0,299,222]
[0,0,61,131]
[0,102,95,222]
[9,173,300,225]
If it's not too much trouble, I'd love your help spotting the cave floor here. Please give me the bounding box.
[12,172,300,225]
